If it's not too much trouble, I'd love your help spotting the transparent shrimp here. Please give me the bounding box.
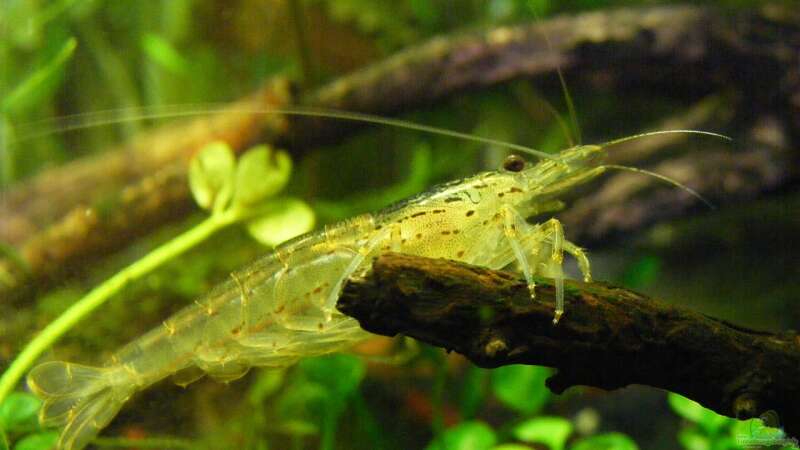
[25,109,728,450]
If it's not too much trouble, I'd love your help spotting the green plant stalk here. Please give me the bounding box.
[431,351,447,437]
[1,37,77,115]
[0,209,240,405]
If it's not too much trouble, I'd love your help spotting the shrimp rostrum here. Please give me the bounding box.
[27,117,723,450]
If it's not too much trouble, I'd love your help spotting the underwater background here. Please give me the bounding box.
[1,1,799,449]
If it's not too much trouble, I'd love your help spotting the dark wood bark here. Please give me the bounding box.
[339,253,800,437]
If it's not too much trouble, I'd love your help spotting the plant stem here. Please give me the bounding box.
[0,210,238,405]
[287,0,314,87]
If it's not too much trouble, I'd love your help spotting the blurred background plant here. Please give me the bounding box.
[1,0,798,449]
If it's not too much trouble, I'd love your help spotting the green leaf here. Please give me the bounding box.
[140,33,190,75]
[460,367,489,419]
[2,37,77,116]
[677,428,710,450]
[0,428,8,450]
[245,198,315,247]
[12,431,58,450]
[276,380,329,426]
[0,393,41,433]
[232,146,291,210]
[513,416,572,450]
[188,141,235,211]
[248,369,285,406]
[732,415,796,449]
[277,355,365,433]
[729,418,756,441]
[570,433,639,450]
[490,365,551,414]
[298,354,365,402]
[668,394,732,435]
[708,435,740,450]
[491,445,532,450]
[426,421,497,450]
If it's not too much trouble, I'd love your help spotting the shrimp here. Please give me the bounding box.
[25,107,726,449]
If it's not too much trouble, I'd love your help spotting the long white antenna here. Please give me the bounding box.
[603,164,714,209]
[10,105,557,161]
[601,129,732,148]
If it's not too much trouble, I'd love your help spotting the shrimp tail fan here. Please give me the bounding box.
[27,361,134,450]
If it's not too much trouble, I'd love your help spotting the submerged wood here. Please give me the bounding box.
[339,253,800,437]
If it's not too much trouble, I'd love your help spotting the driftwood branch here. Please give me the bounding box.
[2,4,798,300]
[338,253,800,436]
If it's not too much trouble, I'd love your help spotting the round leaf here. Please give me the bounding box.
[490,365,551,414]
[667,393,732,434]
[233,146,291,209]
[676,428,710,450]
[513,416,573,450]
[246,198,315,247]
[0,393,40,433]
[426,421,497,450]
[12,431,58,450]
[188,141,235,211]
[570,433,639,450]
[298,354,365,401]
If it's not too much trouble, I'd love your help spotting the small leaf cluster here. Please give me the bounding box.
[426,419,636,450]
[428,364,639,450]
[669,393,799,450]
[189,142,291,215]
[0,393,57,450]
[189,141,314,247]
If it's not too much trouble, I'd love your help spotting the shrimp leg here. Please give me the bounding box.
[501,207,589,324]
[502,205,540,300]
[563,240,591,282]
[535,218,566,324]
[504,210,565,323]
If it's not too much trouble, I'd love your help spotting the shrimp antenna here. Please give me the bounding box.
[10,104,557,161]
[603,164,715,209]
[601,129,732,148]
[597,128,729,209]
[270,107,556,160]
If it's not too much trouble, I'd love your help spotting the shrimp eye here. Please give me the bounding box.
[503,154,526,172]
